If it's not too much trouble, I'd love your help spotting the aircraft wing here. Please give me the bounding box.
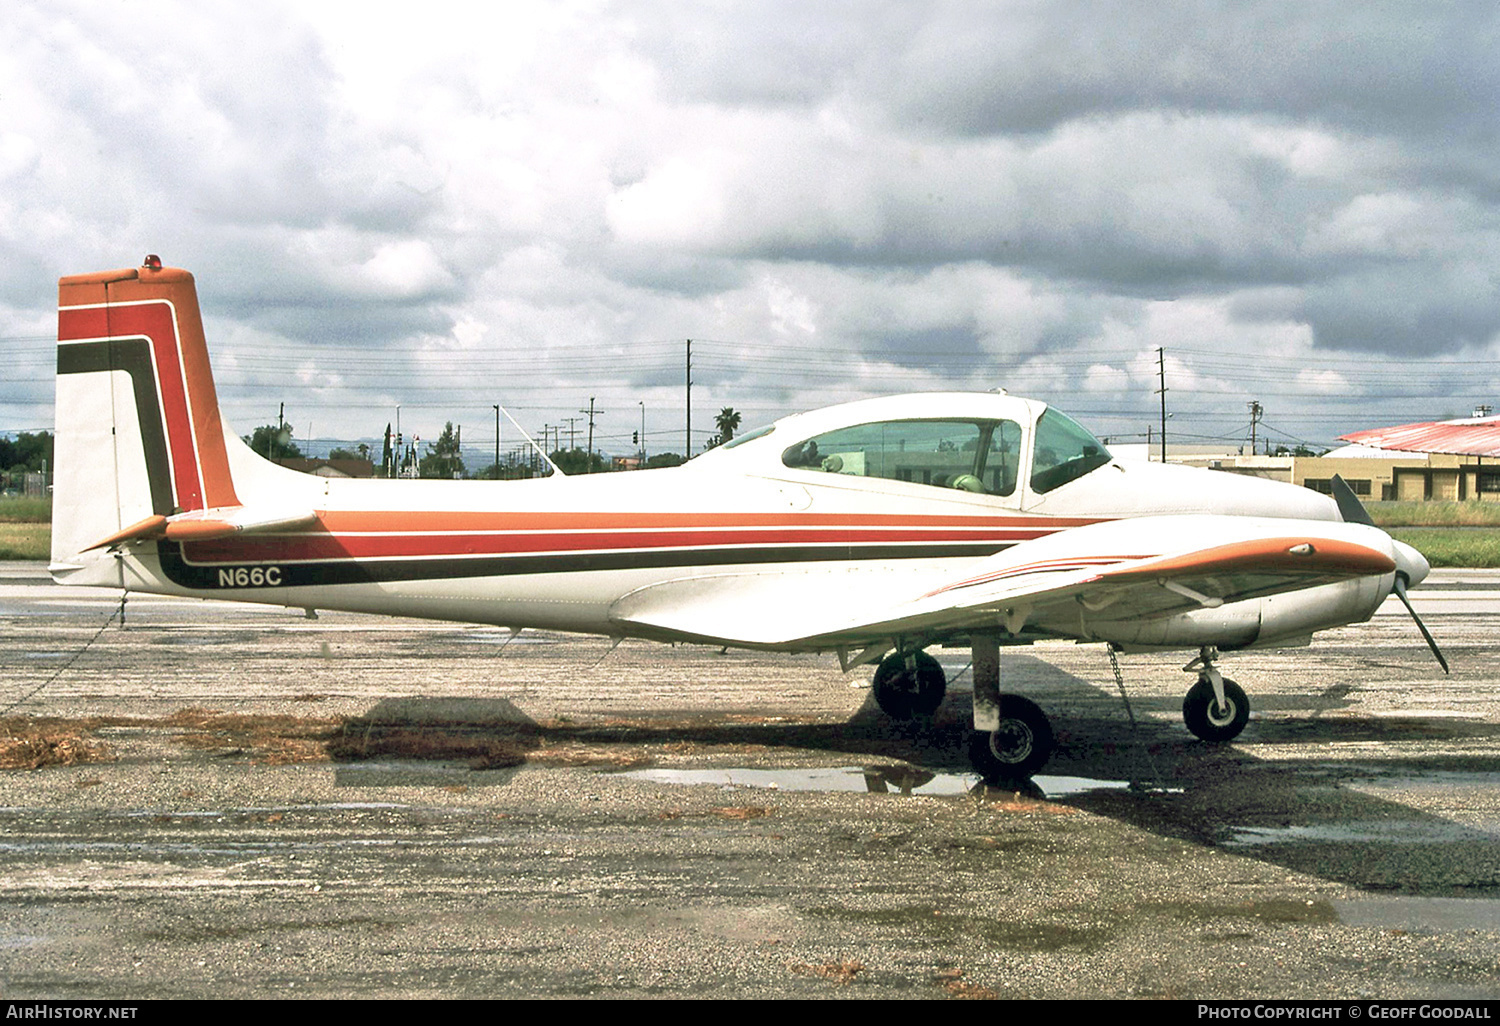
[607,514,1399,649]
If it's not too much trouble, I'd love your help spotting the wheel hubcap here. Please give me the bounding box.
[1208,700,1236,727]
[990,720,1034,763]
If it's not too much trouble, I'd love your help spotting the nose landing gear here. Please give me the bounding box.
[1181,648,1250,742]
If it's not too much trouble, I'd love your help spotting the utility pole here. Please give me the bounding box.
[1156,347,1168,464]
[580,398,604,473]
[493,405,500,479]
[271,401,285,461]
[686,339,692,456]
[639,401,646,464]
[1247,400,1262,455]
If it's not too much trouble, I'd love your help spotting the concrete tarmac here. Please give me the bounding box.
[0,562,1497,999]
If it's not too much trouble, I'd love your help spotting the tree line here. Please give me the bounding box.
[240,406,745,479]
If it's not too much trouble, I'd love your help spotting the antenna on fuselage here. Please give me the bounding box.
[497,405,565,477]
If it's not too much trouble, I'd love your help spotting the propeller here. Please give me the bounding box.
[1332,475,1450,674]
[1392,575,1450,674]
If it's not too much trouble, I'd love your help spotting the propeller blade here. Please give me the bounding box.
[1332,475,1445,672]
[1393,576,1450,675]
[1331,474,1375,526]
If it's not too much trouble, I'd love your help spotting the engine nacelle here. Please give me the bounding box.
[1083,574,1393,651]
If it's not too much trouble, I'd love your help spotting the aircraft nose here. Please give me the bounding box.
[1393,539,1431,588]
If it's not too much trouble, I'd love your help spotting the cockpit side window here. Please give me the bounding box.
[781,419,1022,496]
[1029,409,1112,494]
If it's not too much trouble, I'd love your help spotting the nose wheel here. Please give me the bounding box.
[1179,648,1250,742]
[1182,675,1249,742]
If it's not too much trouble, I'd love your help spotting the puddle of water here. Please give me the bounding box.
[1226,820,1495,846]
[1357,771,1500,790]
[1336,897,1500,934]
[623,765,1136,799]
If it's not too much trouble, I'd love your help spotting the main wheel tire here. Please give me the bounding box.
[968,694,1054,780]
[871,651,947,719]
[1182,676,1250,742]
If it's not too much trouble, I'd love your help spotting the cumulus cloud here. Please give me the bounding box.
[4,0,1500,453]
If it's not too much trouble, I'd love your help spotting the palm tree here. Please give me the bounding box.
[714,407,742,445]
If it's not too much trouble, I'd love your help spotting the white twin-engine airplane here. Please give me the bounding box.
[51,258,1447,778]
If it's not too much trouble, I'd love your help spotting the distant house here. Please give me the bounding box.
[1336,411,1500,502]
[273,457,376,479]
[1116,410,1500,502]
[1114,442,1429,502]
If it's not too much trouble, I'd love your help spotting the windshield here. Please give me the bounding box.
[1029,409,1112,493]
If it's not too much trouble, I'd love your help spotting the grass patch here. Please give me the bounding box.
[0,497,50,523]
[165,708,344,765]
[326,720,530,769]
[0,709,647,771]
[1366,501,1500,527]
[0,522,49,560]
[0,717,113,769]
[1391,528,1500,568]
[0,498,50,559]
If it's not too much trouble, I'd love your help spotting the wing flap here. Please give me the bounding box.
[609,564,957,648]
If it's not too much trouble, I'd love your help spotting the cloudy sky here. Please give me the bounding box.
[4,1,1499,463]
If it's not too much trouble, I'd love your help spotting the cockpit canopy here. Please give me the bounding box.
[781,419,1025,495]
[756,400,1113,498]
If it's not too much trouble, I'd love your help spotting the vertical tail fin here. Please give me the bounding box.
[52,257,239,575]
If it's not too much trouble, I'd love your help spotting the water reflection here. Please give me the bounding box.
[624,764,1140,799]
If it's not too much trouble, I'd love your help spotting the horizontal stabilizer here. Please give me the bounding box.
[84,506,319,551]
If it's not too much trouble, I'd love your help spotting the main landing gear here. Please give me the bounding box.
[871,650,947,719]
[870,643,1056,779]
[1181,648,1250,742]
[968,695,1053,781]
[968,635,1054,780]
